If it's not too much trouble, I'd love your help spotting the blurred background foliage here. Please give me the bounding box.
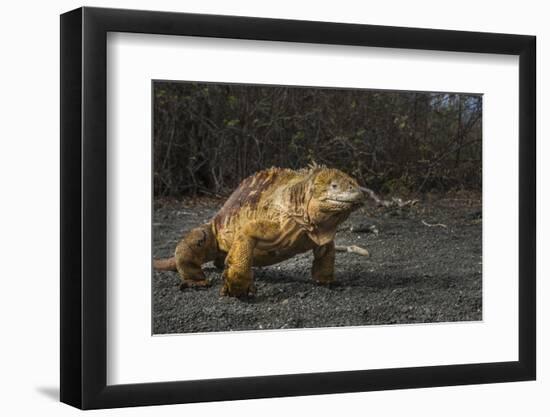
[153,82,482,197]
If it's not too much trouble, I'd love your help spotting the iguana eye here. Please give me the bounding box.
[331,183,337,189]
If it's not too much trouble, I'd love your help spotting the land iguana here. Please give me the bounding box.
[153,166,365,297]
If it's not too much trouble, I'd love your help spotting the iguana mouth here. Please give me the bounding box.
[321,198,363,211]
[325,199,356,204]
[324,197,363,204]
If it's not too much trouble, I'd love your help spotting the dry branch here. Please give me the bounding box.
[360,186,418,209]
[335,245,370,257]
[421,220,448,228]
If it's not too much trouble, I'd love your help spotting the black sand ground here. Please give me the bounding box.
[152,197,482,334]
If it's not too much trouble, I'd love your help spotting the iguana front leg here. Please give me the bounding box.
[312,241,335,285]
[221,220,278,298]
[174,223,217,289]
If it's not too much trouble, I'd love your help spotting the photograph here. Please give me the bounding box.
[152,81,483,334]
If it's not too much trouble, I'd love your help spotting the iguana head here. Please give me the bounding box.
[291,168,364,245]
[310,168,364,213]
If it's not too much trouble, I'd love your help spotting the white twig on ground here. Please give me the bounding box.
[421,220,448,228]
[335,245,370,256]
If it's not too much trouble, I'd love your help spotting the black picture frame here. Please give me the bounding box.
[60,6,536,410]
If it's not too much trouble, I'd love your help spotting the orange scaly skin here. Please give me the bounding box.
[153,167,365,298]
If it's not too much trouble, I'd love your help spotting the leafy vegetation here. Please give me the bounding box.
[153,82,481,197]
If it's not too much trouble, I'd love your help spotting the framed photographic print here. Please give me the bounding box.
[60,6,536,409]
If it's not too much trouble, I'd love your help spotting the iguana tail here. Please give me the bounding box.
[153,257,177,271]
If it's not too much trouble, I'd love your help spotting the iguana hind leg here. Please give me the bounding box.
[175,223,217,289]
[312,241,335,285]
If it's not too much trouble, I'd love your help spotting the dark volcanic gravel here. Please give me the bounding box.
[152,198,482,334]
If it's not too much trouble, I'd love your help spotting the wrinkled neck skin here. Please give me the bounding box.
[305,198,355,245]
[279,185,355,246]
